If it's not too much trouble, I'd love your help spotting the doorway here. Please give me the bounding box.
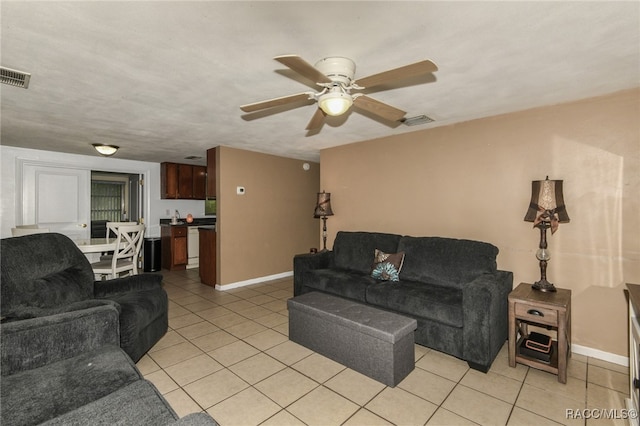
[90,171,143,238]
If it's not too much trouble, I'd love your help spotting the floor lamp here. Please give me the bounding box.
[314,191,334,252]
[524,177,570,292]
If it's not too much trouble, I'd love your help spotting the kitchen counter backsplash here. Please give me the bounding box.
[159,217,216,226]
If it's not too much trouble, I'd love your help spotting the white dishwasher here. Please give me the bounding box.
[187,226,199,269]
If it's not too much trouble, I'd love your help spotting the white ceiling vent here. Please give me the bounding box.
[1,66,31,89]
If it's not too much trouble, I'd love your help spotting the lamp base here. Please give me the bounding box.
[532,279,557,293]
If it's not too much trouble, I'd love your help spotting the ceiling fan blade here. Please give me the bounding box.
[355,60,438,89]
[274,55,332,85]
[305,108,326,131]
[353,95,406,122]
[240,92,312,113]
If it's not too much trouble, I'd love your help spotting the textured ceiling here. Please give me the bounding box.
[1,1,638,165]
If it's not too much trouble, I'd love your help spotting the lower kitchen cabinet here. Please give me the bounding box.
[161,225,188,270]
[199,227,216,286]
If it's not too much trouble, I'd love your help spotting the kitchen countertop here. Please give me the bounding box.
[159,217,215,227]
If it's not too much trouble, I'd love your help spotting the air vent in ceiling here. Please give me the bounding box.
[0,66,31,89]
[184,156,203,160]
[401,115,434,126]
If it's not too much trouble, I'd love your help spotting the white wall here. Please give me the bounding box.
[1,146,207,239]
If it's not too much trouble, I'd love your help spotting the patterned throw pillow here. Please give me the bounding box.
[371,249,405,281]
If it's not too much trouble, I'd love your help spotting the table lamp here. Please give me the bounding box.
[524,177,570,292]
[314,191,334,252]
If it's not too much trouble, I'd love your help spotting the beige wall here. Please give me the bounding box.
[320,89,640,357]
[217,146,320,286]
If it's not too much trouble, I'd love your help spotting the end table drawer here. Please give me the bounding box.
[514,302,558,326]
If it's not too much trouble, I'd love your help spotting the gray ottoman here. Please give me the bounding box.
[287,292,417,387]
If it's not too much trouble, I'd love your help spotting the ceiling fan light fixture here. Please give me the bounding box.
[92,144,119,156]
[242,55,438,130]
[318,89,353,116]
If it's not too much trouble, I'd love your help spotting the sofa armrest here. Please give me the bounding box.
[94,273,163,297]
[1,298,120,322]
[293,251,333,296]
[1,305,120,376]
[461,270,513,370]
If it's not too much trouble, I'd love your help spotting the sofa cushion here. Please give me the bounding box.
[333,231,402,274]
[398,236,498,289]
[366,280,463,328]
[371,249,405,281]
[1,233,95,313]
[304,269,378,302]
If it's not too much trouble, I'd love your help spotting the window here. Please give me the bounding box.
[91,180,125,221]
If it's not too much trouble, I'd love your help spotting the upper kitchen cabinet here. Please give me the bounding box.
[192,165,206,199]
[161,162,207,200]
[206,147,217,198]
[161,162,178,198]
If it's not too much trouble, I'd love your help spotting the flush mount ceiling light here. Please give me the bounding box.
[92,144,119,156]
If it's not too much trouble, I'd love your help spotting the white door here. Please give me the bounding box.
[21,162,91,239]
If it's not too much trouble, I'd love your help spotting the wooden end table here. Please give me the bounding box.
[508,282,572,383]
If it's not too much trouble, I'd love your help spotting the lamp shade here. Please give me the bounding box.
[314,191,334,217]
[92,144,119,156]
[318,89,352,116]
[524,177,570,223]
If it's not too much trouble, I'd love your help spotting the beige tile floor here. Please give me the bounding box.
[138,269,631,426]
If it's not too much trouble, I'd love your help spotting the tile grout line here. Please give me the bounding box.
[145,271,630,425]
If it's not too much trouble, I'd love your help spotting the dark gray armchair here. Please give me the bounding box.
[1,232,168,362]
[1,299,218,425]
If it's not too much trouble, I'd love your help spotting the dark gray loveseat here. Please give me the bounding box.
[294,231,513,372]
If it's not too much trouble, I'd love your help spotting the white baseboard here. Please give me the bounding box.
[572,343,629,367]
[215,271,293,291]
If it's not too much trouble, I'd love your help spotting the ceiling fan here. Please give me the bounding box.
[240,55,438,131]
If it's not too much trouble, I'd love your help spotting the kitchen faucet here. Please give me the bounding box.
[175,210,180,220]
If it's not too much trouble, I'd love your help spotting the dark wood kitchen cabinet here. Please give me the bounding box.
[161,162,206,200]
[161,225,188,270]
[193,165,206,199]
[199,227,216,286]
[177,163,193,198]
[161,162,179,199]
